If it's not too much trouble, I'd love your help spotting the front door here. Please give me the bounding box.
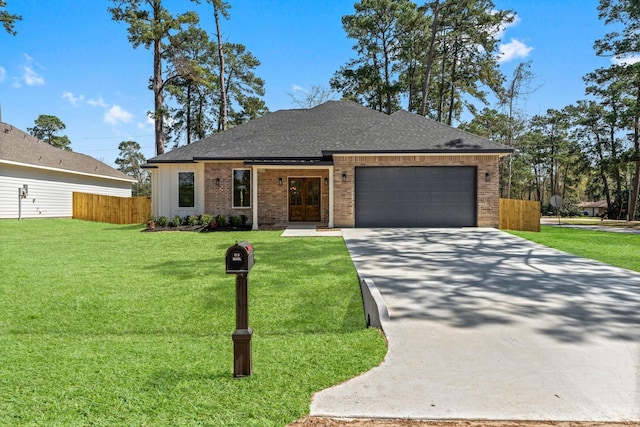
[289,178,321,222]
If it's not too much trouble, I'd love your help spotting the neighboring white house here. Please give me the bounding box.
[0,121,135,219]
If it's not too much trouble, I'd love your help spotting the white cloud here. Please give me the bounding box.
[291,84,305,92]
[21,54,44,86]
[104,105,133,125]
[62,91,84,106]
[498,38,533,64]
[612,55,640,66]
[87,96,108,108]
[23,66,44,86]
[137,112,154,130]
[0,67,5,83]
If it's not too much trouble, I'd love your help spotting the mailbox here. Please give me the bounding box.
[226,241,254,273]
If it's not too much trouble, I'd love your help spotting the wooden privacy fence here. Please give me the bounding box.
[73,192,151,224]
[499,198,541,232]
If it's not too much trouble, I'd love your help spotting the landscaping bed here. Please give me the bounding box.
[145,213,252,232]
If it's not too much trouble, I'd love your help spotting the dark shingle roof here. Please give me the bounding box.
[148,101,512,164]
[0,121,135,182]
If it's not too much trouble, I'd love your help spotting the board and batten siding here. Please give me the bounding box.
[0,163,132,219]
[150,163,204,219]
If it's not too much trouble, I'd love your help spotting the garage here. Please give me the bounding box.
[355,166,477,227]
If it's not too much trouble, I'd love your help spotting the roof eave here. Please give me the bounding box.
[324,148,514,155]
[0,159,136,183]
[147,156,331,165]
[144,159,199,165]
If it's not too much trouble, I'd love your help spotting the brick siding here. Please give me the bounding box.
[204,155,501,228]
[204,163,330,226]
[332,154,500,227]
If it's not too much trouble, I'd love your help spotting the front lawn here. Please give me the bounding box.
[509,225,640,272]
[0,219,386,426]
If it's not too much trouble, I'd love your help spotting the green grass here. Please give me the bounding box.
[0,219,386,426]
[509,225,640,272]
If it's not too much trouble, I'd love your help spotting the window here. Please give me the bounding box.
[233,169,251,208]
[178,172,195,207]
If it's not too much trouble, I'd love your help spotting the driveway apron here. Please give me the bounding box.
[311,228,640,421]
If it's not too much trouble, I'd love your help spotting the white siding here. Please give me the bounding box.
[151,163,204,219]
[0,163,132,219]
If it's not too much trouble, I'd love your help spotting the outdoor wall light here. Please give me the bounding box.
[342,173,347,182]
[324,177,329,185]
[216,178,220,187]
[278,178,283,186]
[485,172,491,182]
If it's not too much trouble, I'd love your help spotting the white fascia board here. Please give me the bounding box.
[0,159,136,183]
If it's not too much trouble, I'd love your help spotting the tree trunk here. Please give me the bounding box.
[446,44,458,126]
[419,0,439,117]
[214,3,228,131]
[406,61,415,112]
[609,107,624,219]
[628,86,640,221]
[153,2,164,155]
[630,161,640,220]
[186,83,192,145]
[383,35,392,115]
[372,52,384,112]
[436,44,447,122]
[595,130,612,216]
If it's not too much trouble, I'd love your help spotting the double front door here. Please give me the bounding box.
[289,178,321,222]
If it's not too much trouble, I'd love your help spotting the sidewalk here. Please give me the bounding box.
[541,219,640,234]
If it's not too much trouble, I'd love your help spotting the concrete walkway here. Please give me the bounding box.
[280,224,342,237]
[311,228,640,422]
[542,222,640,234]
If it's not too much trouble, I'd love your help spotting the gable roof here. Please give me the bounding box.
[147,100,512,164]
[0,121,135,182]
[578,200,608,209]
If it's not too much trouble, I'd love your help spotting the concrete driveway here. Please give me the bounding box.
[311,228,640,422]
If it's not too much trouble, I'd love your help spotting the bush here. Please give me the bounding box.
[229,215,242,227]
[240,214,248,225]
[187,215,199,226]
[171,215,182,227]
[214,214,227,228]
[156,216,169,227]
[559,202,582,217]
[200,214,213,226]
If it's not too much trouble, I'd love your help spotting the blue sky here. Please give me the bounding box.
[0,0,615,167]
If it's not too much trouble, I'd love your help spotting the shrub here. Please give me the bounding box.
[559,202,582,217]
[171,215,182,227]
[188,215,200,226]
[200,214,213,226]
[229,215,242,227]
[156,216,169,227]
[214,214,227,227]
[240,214,248,225]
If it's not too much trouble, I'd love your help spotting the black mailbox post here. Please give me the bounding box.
[225,241,254,378]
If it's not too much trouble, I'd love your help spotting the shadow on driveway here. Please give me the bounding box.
[311,228,640,422]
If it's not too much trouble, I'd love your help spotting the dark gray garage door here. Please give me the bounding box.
[355,166,477,227]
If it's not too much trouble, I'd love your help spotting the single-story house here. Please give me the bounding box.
[0,121,135,219]
[578,200,608,217]
[144,101,513,228]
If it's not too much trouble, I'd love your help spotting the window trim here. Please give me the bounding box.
[232,168,251,209]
